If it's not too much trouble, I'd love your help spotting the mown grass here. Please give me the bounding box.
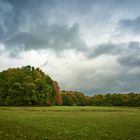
[0,106,140,140]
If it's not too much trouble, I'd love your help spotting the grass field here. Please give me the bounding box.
[0,106,140,140]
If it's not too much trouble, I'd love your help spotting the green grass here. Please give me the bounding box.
[0,106,140,140]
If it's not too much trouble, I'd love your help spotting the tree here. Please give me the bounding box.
[61,91,88,106]
[0,66,59,106]
[53,81,63,105]
[61,92,74,106]
[90,94,105,106]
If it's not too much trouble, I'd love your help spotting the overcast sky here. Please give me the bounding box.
[1,0,140,95]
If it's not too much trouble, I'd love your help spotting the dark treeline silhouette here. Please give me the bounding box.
[61,91,140,106]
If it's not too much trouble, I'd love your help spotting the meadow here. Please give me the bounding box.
[0,106,140,140]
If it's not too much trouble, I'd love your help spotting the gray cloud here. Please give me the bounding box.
[85,42,140,93]
[0,0,54,41]
[118,16,140,34]
[117,42,140,67]
[4,23,87,55]
[88,43,123,58]
[1,0,140,56]
[119,53,140,67]
[0,0,88,57]
[88,41,140,68]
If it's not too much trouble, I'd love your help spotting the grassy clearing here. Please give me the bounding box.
[0,106,140,140]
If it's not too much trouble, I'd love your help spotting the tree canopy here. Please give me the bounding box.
[0,65,62,106]
[61,91,140,106]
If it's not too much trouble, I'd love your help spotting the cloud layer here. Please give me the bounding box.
[1,0,140,94]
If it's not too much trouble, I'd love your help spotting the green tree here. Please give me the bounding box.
[0,66,59,106]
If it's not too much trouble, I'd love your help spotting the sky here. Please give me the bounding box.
[1,0,140,95]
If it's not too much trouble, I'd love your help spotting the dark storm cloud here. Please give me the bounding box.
[88,43,122,58]
[118,16,140,34]
[118,55,140,67]
[87,41,140,68]
[4,0,55,8]
[0,0,88,56]
[0,25,4,40]
[88,41,140,68]
[117,42,140,67]
[4,23,86,52]
[0,0,55,40]
[1,0,140,56]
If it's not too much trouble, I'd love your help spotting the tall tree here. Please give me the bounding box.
[0,66,59,106]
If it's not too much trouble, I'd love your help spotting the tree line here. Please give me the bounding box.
[61,91,140,106]
[0,66,139,106]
